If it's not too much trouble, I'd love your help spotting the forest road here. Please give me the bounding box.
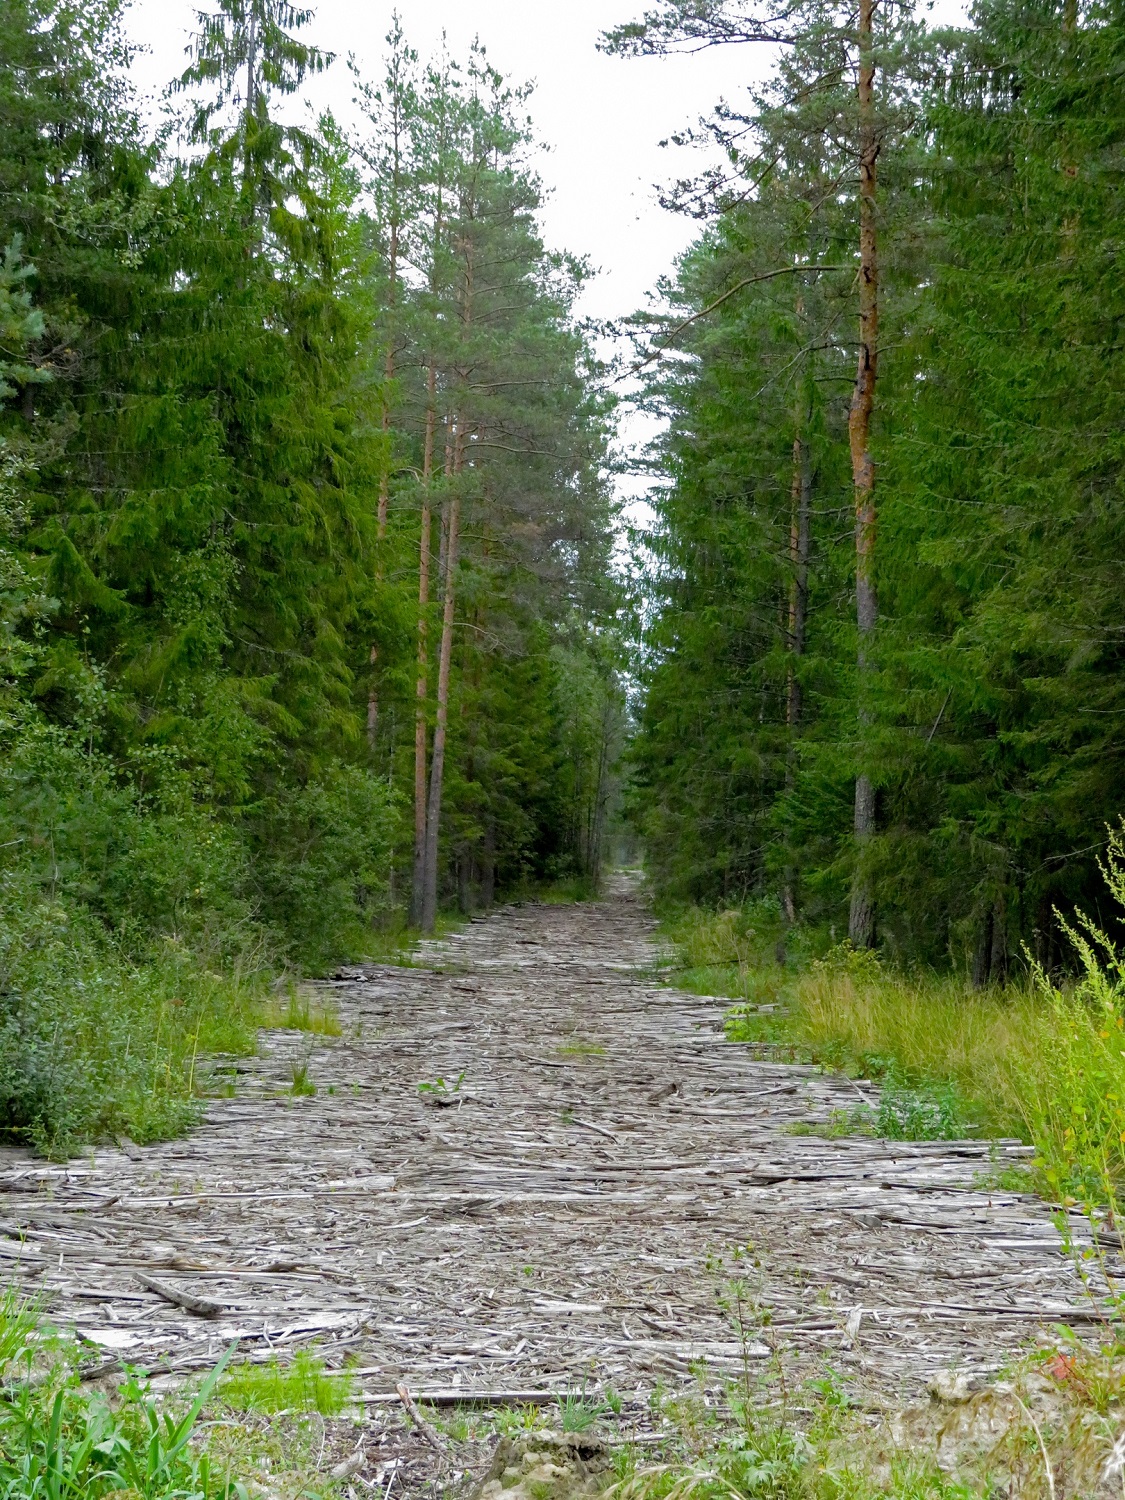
[0,872,1099,1406]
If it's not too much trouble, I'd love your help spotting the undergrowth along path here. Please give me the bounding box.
[0,875,1105,1402]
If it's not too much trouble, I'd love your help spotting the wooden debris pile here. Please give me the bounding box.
[0,875,1108,1408]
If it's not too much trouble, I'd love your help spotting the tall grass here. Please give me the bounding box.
[218,1349,353,1416]
[0,872,262,1157]
[785,951,1125,1201]
[665,826,1125,1207]
[0,1290,242,1500]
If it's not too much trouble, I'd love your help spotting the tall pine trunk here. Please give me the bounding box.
[367,138,402,750]
[786,431,812,731]
[421,461,461,933]
[419,202,474,932]
[783,413,812,927]
[410,364,437,925]
[847,0,879,948]
[376,85,404,541]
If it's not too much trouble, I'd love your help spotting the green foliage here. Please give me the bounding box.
[0,1325,240,1500]
[623,0,1125,970]
[873,1071,969,1143]
[417,1070,465,1096]
[0,1,619,1153]
[218,1349,353,1417]
[249,767,399,969]
[1016,822,1125,1213]
[0,1289,38,1374]
[556,1393,604,1433]
[695,832,1125,1189]
[288,1058,316,1097]
[263,988,341,1036]
[0,868,258,1157]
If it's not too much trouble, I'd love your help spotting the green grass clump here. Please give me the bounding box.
[218,1349,353,1416]
[665,827,1125,1208]
[0,871,261,1158]
[262,988,342,1036]
[0,1291,243,1500]
[288,1059,317,1097]
[557,1037,606,1056]
[0,1287,38,1370]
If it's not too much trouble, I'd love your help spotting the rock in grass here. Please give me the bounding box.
[473,1430,611,1500]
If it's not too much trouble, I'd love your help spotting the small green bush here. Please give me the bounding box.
[0,719,257,960]
[0,706,396,1155]
[218,1349,353,1417]
[0,870,259,1156]
[874,1070,970,1142]
[249,764,399,970]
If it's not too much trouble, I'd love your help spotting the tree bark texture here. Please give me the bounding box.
[367,644,379,751]
[366,202,402,750]
[421,481,461,934]
[377,214,399,540]
[410,364,437,925]
[376,84,405,539]
[786,433,812,730]
[847,0,880,949]
[783,426,812,926]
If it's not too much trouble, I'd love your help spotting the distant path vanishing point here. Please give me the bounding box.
[0,873,1100,1404]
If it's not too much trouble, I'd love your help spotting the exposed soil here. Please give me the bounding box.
[0,874,1104,1422]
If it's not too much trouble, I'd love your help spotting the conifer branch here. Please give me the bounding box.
[626,263,851,376]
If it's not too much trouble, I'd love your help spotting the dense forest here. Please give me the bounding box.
[1,0,1122,1151]
[3,5,1125,1491]
[0,0,621,1149]
[615,0,1125,977]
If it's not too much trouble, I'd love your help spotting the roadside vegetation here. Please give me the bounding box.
[660,826,1125,1218]
[3,1268,1122,1500]
[0,1293,366,1500]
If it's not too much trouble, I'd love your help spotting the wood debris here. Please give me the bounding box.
[0,874,1108,1406]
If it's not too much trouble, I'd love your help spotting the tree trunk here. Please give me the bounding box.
[366,644,379,751]
[989,893,1008,984]
[421,482,461,933]
[242,6,260,222]
[847,0,880,949]
[377,216,399,541]
[786,432,812,729]
[368,179,401,748]
[245,7,258,122]
[410,364,437,925]
[971,906,993,988]
[783,401,812,924]
[481,821,495,908]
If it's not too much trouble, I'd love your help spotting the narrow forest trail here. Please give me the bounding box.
[0,875,1102,1407]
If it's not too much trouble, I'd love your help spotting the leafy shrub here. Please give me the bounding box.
[874,1070,970,1142]
[0,706,396,1154]
[0,870,259,1156]
[250,764,399,970]
[0,716,257,959]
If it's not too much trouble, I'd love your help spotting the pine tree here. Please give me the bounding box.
[605,0,927,941]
